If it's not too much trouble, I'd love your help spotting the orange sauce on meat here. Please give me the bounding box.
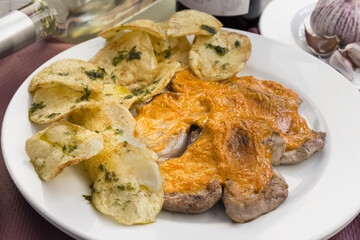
[135,70,316,195]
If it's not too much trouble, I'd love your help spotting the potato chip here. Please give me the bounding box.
[69,102,163,225]
[69,102,136,139]
[90,31,158,90]
[130,61,181,103]
[156,21,168,39]
[167,10,223,37]
[99,19,165,40]
[29,85,97,124]
[151,35,191,69]
[91,141,163,225]
[92,83,137,109]
[189,29,251,81]
[29,59,104,93]
[25,121,104,181]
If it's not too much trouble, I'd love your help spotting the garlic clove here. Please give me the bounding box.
[344,42,360,67]
[329,50,356,81]
[305,27,340,57]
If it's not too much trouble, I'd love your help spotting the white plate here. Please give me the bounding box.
[259,0,317,51]
[3,29,360,240]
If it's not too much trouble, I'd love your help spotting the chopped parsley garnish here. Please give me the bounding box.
[235,40,241,48]
[200,24,217,35]
[84,67,105,80]
[222,63,230,70]
[127,46,142,61]
[115,129,124,135]
[117,183,137,191]
[152,79,160,85]
[131,88,144,96]
[99,163,107,171]
[165,47,172,59]
[99,163,118,182]
[76,85,92,102]
[123,95,133,100]
[105,170,118,182]
[112,46,142,66]
[57,72,69,76]
[29,101,46,113]
[62,144,78,154]
[112,50,127,66]
[67,145,77,153]
[205,43,229,56]
[82,194,92,202]
[46,113,60,119]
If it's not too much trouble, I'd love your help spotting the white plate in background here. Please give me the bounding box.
[3,29,360,240]
[259,0,317,51]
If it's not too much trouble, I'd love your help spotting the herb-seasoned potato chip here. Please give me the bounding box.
[92,83,137,109]
[130,61,181,103]
[29,59,104,93]
[167,10,223,37]
[151,35,190,69]
[29,85,96,124]
[91,142,163,225]
[69,102,136,140]
[99,19,165,40]
[70,103,163,225]
[25,121,104,181]
[90,31,157,90]
[189,29,251,81]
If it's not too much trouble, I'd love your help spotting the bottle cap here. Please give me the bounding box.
[0,10,36,59]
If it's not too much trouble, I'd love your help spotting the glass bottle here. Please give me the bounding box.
[0,0,157,58]
[176,0,264,31]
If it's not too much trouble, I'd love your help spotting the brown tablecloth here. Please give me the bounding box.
[0,37,359,240]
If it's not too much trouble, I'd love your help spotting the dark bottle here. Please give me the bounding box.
[176,0,264,31]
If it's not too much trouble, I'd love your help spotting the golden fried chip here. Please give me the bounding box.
[99,19,165,40]
[70,102,163,225]
[151,35,191,69]
[69,102,136,139]
[189,29,251,81]
[167,10,223,37]
[29,59,104,93]
[156,21,168,38]
[130,61,181,103]
[93,83,137,109]
[90,31,158,90]
[29,85,97,124]
[25,121,104,181]
[91,142,163,225]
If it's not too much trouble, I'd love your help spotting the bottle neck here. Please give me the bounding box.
[19,1,56,39]
[0,0,55,58]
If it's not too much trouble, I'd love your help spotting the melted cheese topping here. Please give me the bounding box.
[135,70,316,195]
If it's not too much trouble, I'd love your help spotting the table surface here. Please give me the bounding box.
[1,2,360,239]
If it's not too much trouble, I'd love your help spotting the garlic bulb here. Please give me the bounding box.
[310,0,360,46]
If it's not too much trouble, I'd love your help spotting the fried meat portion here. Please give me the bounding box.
[134,70,325,221]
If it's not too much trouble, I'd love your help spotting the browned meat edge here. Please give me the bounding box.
[223,168,288,223]
[162,180,222,214]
